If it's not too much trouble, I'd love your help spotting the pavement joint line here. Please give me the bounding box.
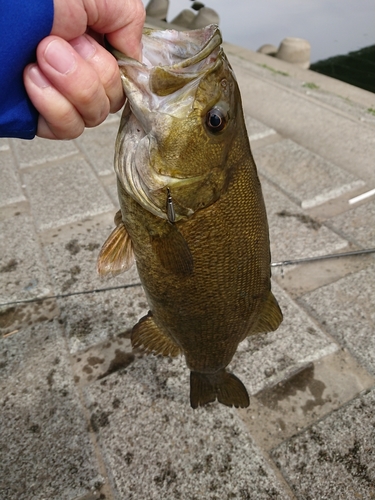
[301,179,366,209]
[65,351,116,500]
[249,129,277,141]
[236,412,299,499]
[324,216,375,252]
[10,151,83,172]
[268,385,375,456]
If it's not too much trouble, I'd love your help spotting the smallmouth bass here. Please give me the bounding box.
[98,25,283,408]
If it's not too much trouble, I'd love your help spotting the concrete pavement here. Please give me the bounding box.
[1,25,375,500]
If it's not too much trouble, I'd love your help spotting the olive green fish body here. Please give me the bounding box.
[119,143,270,370]
[98,25,282,408]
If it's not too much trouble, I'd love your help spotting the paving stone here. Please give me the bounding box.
[239,349,374,451]
[254,139,365,209]
[328,198,375,249]
[0,321,103,500]
[2,34,375,500]
[261,176,348,264]
[84,356,293,500]
[299,263,375,377]
[273,250,373,299]
[225,46,375,125]
[76,120,119,177]
[230,281,338,397]
[232,59,375,183]
[271,388,375,500]
[23,157,114,231]
[0,150,26,206]
[42,214,147,353]
[11,136,79,168]
[0,213,52,304]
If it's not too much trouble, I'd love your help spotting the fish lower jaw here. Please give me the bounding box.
[123,173,203,221]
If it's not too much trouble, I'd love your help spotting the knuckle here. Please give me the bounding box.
[102,53,121,89]
[125,0,146,28]
[54,113,85,139]
[83,98,110,128]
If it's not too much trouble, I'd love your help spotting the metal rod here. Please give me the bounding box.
[0,283,142,307]
[1,248,374,308]
[271,247,375,267]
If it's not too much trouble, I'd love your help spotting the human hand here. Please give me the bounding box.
[23,0,145,139]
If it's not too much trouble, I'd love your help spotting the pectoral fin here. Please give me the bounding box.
[97,210,135,277]
[150,223,194,276]
[251,291,283,334]
[190,369,250,409]
[132,311,181,357]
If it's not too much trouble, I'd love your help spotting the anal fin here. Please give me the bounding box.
[251,291,283,334]
[190,369,250,409]
[132,312,181,357]
[97,210,135,277]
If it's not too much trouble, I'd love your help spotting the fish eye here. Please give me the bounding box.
[205,108,227,133]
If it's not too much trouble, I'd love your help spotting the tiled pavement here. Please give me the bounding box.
[1,27,375,500]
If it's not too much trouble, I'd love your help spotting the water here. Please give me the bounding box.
[143,0,375,63]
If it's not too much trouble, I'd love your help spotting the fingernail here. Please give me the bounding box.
[70,35,96,60]
[44,39,76,74]
[28,65,50,88]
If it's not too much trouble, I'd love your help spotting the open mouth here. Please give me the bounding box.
[140,24,222,71]
[109,25,222,105]
[113,25,224,221]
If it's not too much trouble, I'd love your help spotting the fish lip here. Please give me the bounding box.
[108,24,222,72]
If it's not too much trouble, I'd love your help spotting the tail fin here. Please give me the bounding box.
[190,369,250,409]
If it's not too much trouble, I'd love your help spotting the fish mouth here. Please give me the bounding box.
[111,24,222,123]
[112,25,224,221]
[110,24,222,84]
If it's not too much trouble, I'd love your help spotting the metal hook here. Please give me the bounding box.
[166,187,176,224]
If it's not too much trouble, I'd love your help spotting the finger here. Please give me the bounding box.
[69,34,125,113]
[24,64,85,139]
[51,0,145,61]
[35,35,110,128]
[103,0,146,61]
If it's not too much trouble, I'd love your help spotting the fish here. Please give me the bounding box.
[98,25,283,409]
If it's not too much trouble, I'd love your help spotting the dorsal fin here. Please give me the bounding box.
[250,291,283,334]
[97,211,135,277]
[132,312,181,357]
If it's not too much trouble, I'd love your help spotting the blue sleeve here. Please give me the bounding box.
[0,0,54,139]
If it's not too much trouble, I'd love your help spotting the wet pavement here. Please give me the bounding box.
[1,20,375,500]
